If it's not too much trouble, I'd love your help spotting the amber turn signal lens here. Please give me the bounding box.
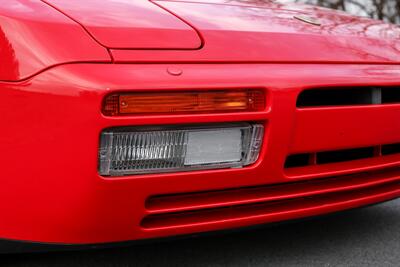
[102,90,265,116]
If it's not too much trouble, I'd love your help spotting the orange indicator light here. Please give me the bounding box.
[102,90,265,116]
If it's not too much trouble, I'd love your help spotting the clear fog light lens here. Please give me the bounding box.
[99,123,264,176]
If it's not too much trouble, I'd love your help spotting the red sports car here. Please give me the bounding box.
[1,0,400,252]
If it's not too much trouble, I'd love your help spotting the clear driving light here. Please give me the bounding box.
[99,123,264,176]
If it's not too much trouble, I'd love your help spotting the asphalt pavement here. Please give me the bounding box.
[2,199,400,267]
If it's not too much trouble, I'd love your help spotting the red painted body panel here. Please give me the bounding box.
[0,63,400,244]
[292,106,400,153]
[113,1,400,63]
[43,0,202,49]
[1,0,400,246]
[0,0,111,81]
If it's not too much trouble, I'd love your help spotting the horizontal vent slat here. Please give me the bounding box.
[285,143,400,170]
[142,182,400,230]
[145,168,400,214]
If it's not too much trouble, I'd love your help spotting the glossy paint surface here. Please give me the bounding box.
[0,63,400,244]
[43,0,202,49]
[0,0,110,81]
[113,1,400,63]
[1,0,400,246]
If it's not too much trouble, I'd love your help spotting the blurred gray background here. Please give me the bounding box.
[297,0,400,23]
[285,0,399,23]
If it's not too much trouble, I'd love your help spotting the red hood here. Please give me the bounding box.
[147,0,400,63]
[44,0,400,63]
[42,0,202,49]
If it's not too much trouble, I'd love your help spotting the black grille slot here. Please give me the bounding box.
[382,88,400,104]
[382,143,400,156]
[297,87,400,107]
[285,154,310,168]
[285,143,400,169]
[317,147,375,164]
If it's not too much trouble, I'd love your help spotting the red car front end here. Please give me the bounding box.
[1,0,400,250]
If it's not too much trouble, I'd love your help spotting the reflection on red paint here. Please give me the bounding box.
[0,27,18,79]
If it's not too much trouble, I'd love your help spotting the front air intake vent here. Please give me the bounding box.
[297,87,400,107]
[317,147,375,165]
[142,168,400,230]
[284,153,311,168]
[382,88,400,104]
[382,143,400,156]
[285,143,400,169]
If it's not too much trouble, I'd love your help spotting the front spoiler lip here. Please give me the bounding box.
[1,197,397,254]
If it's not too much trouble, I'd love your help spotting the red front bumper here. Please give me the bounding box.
[1,63,400,245]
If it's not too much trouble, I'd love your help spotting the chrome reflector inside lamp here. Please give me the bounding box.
[99,123,264,176]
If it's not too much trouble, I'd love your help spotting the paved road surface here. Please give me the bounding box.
[3,199,400,267]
